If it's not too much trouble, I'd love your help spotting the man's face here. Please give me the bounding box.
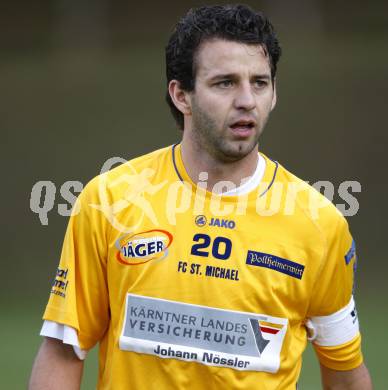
[187,39,277,162]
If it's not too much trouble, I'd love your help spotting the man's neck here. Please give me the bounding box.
[180,136,259,193]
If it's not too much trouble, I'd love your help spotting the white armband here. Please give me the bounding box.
[305,295,359,347]
[40,320,88,360]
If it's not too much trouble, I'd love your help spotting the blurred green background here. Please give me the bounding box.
[1,0,387,388]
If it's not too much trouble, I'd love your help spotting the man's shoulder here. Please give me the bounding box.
[273,157,348,234]
[91,145,172,182]
[105,145,173,179]
[79,145,174,203]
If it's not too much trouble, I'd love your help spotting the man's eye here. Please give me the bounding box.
[217,80,233,88]
[254,80,268,88]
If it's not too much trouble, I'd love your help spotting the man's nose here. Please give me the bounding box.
[234,82,256,111]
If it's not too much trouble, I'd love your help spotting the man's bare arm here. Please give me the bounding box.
[320,362,372,390]
[29,337,84,390]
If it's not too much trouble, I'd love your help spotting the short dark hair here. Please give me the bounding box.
[165,4,281,130]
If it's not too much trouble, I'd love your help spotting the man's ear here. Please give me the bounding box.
[271,79,277,111]
[168,80,192,115]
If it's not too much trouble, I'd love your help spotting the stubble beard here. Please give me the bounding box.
[191,99,261,163]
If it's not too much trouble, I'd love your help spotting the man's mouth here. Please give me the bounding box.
[229,120,256,137]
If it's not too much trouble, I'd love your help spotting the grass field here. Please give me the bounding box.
[2,295,382,389]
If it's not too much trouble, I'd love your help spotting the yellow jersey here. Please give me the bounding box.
[43,144,362,389]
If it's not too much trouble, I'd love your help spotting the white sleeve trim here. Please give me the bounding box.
[40,320,88,360]
[306,295,359,347]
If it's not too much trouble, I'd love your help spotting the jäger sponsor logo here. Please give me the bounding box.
[115,229,173,265]
[119,294,288,372]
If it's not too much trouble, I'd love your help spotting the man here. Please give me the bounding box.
[29,5,372,389]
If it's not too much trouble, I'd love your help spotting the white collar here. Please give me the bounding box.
[222,154,266,196]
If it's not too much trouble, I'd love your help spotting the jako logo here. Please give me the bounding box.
[115,229,173,265]
[195,215,207,227]
[209,218,236,229]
